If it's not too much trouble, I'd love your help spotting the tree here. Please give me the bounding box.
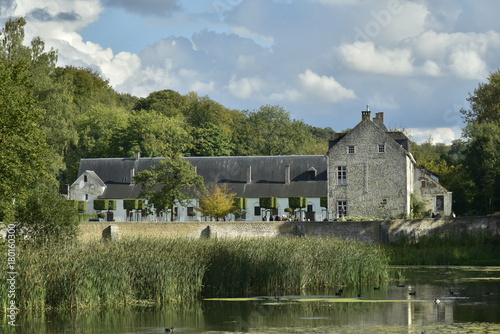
[235,105,311,156]
[190,123,235,156]
[460,70,500,125]
[0,18,52,221]
[460,70,500,214]
[113,111,192,158]
[134,157,204,220]
[15,183,79,244]
[134,89,188,117]
[463,122,500,214]
[196,183,237,220]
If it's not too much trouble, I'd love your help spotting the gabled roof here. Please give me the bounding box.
[83,170,106,188]
[328,111,410,153]
[78,155,327,200]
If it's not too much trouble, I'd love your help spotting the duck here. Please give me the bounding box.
[165,327,174,332]
[373,287,381,291]
[434,298,441,304]
[409,291,416,296]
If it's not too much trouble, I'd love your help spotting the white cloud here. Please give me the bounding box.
[226,76,264,99]
[449,49,488,80]
[420,60,442,77]
[100,51,141,87]
[381,1,428,42]
[406,127,459,145]
[338,42,414,76]
[229,26,274,48]
[271,70,356,103]
[412,30,500,79]
[299,69,357,102]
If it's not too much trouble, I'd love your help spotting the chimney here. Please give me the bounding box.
[134,150,140,160]
[130,168,135,186]
[361,105,371,121]
[285,165,291,184]
[375,112,384,124]
[246,165,252,184]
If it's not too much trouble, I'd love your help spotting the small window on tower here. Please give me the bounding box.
[348,145,355,154]
[378,144,385,153]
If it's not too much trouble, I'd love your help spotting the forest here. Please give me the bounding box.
[1,17,499,226]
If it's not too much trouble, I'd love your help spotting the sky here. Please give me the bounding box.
[2,0,500,144]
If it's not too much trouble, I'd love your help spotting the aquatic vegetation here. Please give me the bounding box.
[0,237,389,312]
[387,233,500,266]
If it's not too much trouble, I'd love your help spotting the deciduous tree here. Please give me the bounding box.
[134,157,204,220]
[196,183,237,220]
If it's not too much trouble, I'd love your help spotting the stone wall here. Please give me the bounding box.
[77,216,500,244]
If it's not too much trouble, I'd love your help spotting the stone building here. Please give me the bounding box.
[69,108,452,221]
[327,109,451,218]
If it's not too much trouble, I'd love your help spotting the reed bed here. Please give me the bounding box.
[0,237,389,312]
[387,233,500,265]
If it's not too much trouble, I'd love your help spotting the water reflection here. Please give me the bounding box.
[2,267,500,333]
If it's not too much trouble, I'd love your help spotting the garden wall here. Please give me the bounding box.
[77,216,500,244]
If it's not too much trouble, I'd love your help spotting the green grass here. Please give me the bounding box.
[0,237,389,312]
[386,233,500,266]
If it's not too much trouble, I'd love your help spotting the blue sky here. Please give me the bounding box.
[2,0,500,144]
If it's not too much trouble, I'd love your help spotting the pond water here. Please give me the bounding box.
[4,266,500,333]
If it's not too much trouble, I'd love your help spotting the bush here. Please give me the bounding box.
[15,185,79,244]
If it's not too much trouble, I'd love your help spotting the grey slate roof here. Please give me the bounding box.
[78,155,327,199]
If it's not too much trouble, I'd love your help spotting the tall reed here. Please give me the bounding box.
[387,233,500,265]
[1,237,389,313]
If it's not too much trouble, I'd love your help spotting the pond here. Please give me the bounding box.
[4,266,500,333]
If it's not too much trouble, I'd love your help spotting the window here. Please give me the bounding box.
[85,194,88,200]
[307,204,313,212]
[421,180,427,188]
[83,175,88,182]
[378,144,385,153]
[254,206,261,216]
[337,166,347,185]
[348,145,355,154]
[308,167,317,181]
[337,201,347,218]
[187,207,195,216]
[436,196,444,211]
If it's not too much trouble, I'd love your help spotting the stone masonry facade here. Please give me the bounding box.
[327,109,451,218]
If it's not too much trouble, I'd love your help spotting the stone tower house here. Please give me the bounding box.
[327,108,451,219]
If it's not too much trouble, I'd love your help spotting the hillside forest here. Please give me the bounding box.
[1,17,499,223]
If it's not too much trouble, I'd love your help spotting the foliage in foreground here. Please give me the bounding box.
[0,237,388,312]
[387,233,500,266]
